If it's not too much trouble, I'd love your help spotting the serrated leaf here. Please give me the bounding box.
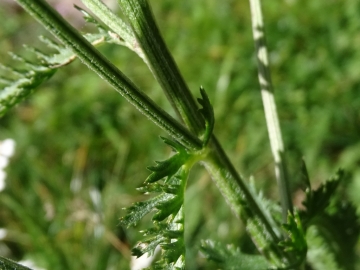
[161,239,184,262]
[306,226,342,270]
[131,216,185,268]
[137,183,164,193]
[301,169,344,227]
[152,193,183,222]
[0,7,125,117]
[120,193,174,227]
[121,137,192,269]
[154,261,184,270]
[162,183,180,194]
[75,5,127,46]
[326,202,360,269]
[200,240,270,270]
[279,211,307,268]
[306,201,359,270]
[197,87,215,146]
[75,5,105,30]
[146,157,183,183]
[163,229,183,239]
[0,63,56,117]
[146,138,189,184]
[160,136,185,152]
[298,165,359,269]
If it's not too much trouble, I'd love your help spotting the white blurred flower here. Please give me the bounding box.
[131,246,160,270]
[0,228,7,240]
[0,138,16,192]
[131,254,155,270]
[0,171,6,192]
[0,155,9,169]
[0,139,16,157]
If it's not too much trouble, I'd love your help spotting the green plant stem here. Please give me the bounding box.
[203,137,288,265]
[118,0,204,135]
[14,0,202,151]
[116,0,290,265]
[249,0,292,221]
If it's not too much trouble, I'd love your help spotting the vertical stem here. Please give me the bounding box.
[249,0,293,221]
[118,0,205,135]
[203,137,288,266]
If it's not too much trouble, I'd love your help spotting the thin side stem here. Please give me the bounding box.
[15,0,202,151]
[118,0,205,135]
[249,0,293,221]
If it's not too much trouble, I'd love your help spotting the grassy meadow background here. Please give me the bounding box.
[0,0,359,269]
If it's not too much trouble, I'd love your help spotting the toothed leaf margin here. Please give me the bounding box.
[200,240,270,270]
[0,7,125,117]
[120,138,194,269]
[300,166,344,227]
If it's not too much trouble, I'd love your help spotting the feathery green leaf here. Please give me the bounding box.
[300,167,344,227]
[120,193,174,227]
[146,138,190,184]
[200,240,270,270]
[278,211,307,268]
[306,226,342,270]
[0,8,123,117]
[120,138,193,269]
[0,58,55,116]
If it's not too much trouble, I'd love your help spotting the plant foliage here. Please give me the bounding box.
[121,138,194,269]
[300,160,344,228]
[0,6,122,117]
[200,240,270,270]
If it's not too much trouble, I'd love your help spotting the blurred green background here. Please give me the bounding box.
[0,0,359,269]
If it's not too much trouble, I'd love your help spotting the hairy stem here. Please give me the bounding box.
[15,0,202,151]
[118,0,204,135]
[249,0,292,221]
[203,137,288,266]
[117,0,289,265]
